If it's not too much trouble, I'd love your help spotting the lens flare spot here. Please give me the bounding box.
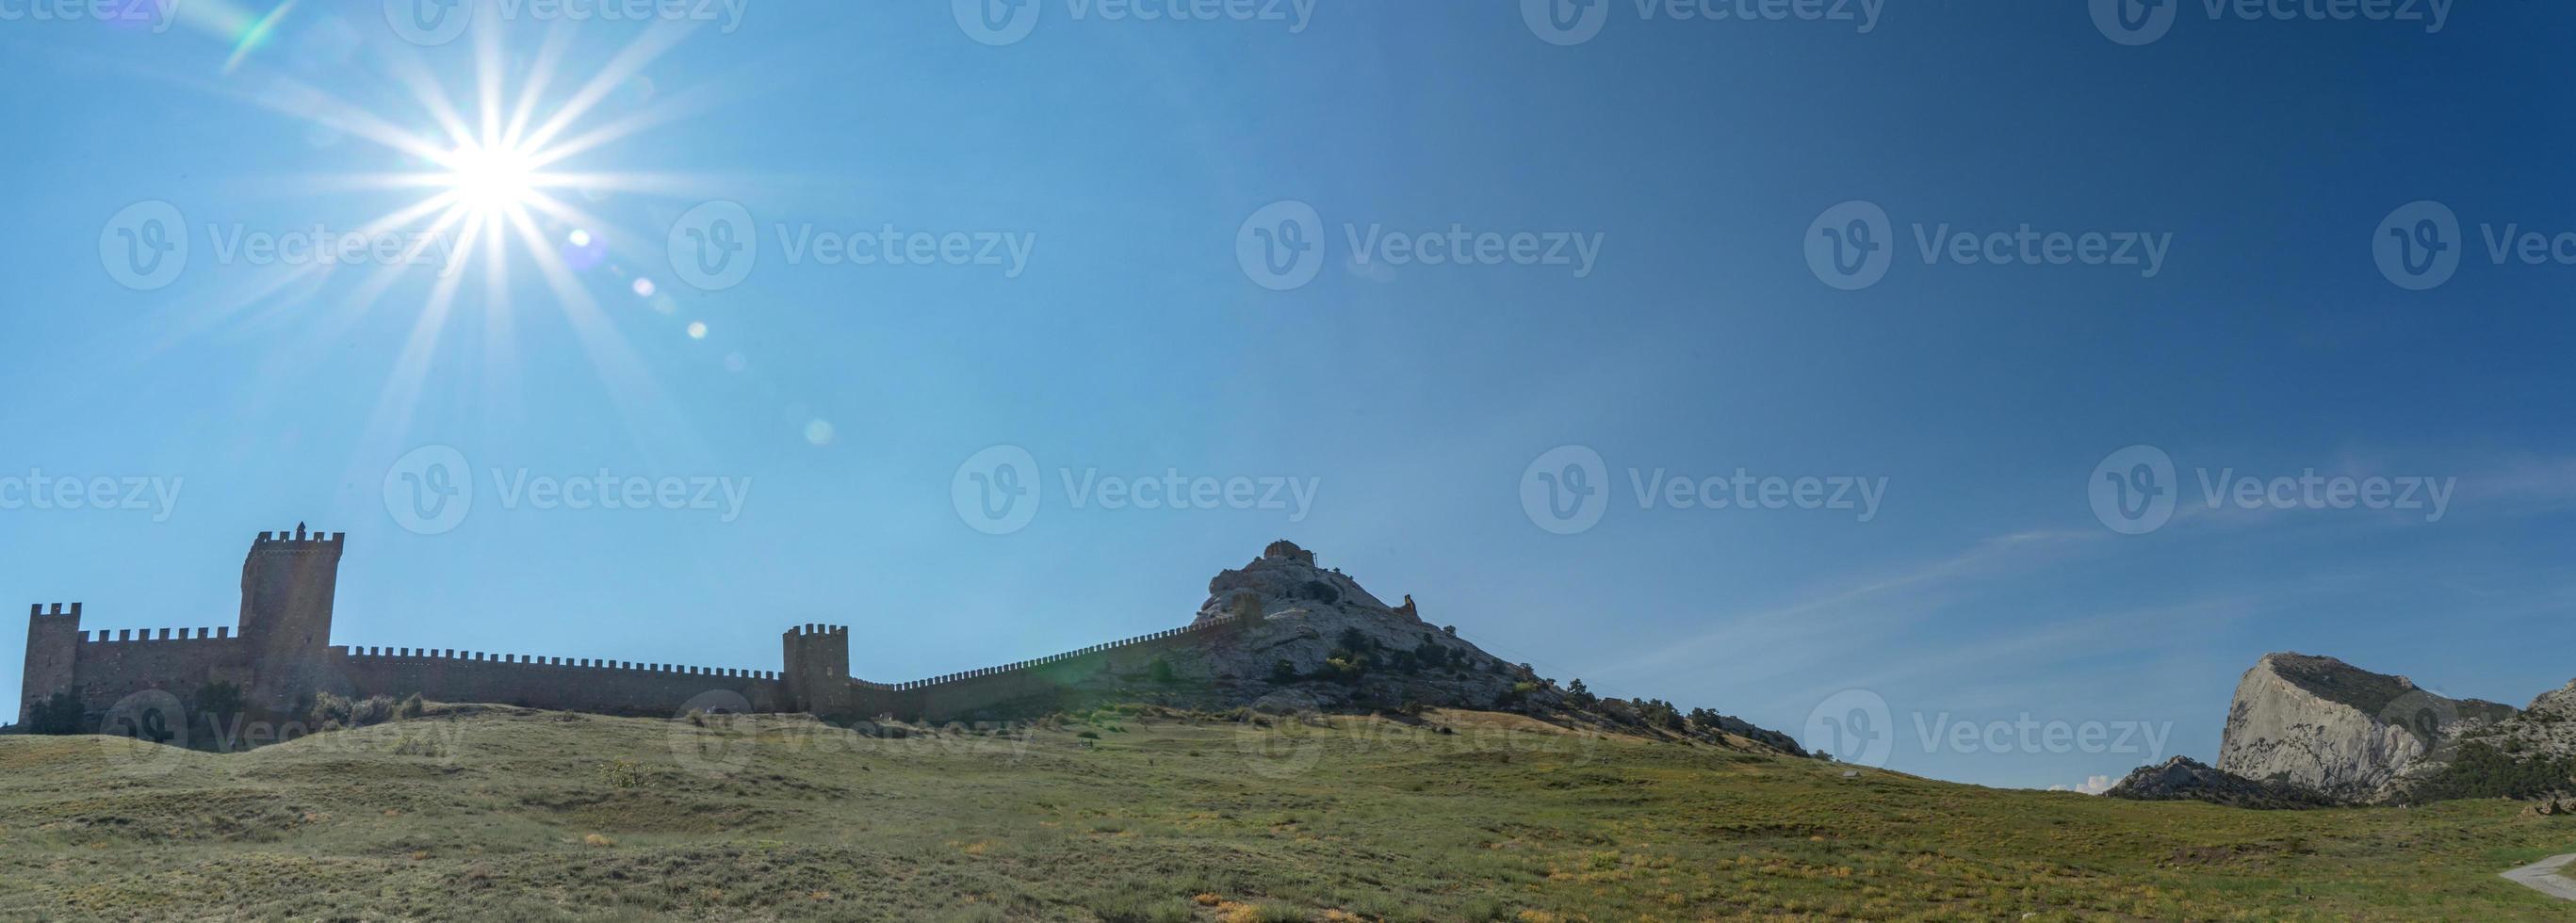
[804,420,836,446]
[631,277,657,298]
[686,321,708,340]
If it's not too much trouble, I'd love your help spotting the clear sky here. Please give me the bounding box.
[1,1,2569,791]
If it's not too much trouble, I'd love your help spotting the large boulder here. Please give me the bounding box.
[2216,653,2513,802]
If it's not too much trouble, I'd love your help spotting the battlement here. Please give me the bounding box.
[343,646,778,681]
[892,614,1233,691]
[251,525,346,552]
[29,603,82,621]
[783,623,848,639]
[82,626,234,642]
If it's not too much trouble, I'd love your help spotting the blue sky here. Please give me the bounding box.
[1,1,2570,791]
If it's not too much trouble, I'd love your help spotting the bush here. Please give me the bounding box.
[1269,660,1301,684]
[24,691,84,736]
[398,693,427,719]
[1149,656,1178,685]
[309,692,400,729]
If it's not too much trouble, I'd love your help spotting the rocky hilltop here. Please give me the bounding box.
[1024,541,1804,754]
[2102,756,2344,810]
[2111,652,2560,807]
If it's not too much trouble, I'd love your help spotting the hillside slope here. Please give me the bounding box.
[1,705,2571,921]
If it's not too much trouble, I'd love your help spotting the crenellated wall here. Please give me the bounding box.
[861,615,1239,721]
[339,648,785,716]
[18,528,1260,729]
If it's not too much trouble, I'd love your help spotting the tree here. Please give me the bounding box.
[1270,659,1301,684]
[1687,707,1721,731]
[25,691,85,735]
[1149,656,1177,685]
[1566,678,1596,708]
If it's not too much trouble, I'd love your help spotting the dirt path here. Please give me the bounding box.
[2502,853,2576,901]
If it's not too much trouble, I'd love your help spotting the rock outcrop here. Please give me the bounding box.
[2103,756,2343,809]
[2215,653,2514,803]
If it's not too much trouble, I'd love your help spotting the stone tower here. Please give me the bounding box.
[780,623,854,716]
[18,603,82,725]
[238,526,345,706]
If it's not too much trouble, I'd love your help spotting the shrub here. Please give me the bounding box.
[1269,660,1300,684]
[397,693,427,719]
[1565,678,1596,708]
[1149,656,1178,685]
[24,691,84,735]
[595,758,644,789]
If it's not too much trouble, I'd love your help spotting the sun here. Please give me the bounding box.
[435,139,543,218]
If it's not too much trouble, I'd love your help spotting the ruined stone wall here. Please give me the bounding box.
[339,649,785,716]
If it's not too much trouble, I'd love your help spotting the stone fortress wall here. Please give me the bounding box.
[19,526,1245,728]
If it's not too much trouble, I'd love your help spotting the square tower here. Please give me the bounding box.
[781,624,854,716]
[239,526,344,702]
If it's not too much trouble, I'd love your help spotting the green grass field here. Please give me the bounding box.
[0,704,2568,921]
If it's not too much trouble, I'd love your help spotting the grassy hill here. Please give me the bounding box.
[0,704,2569,921]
